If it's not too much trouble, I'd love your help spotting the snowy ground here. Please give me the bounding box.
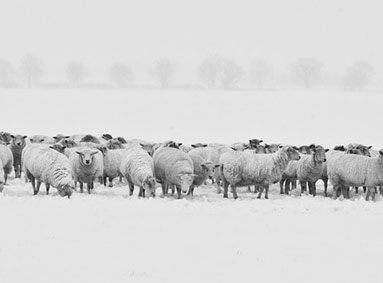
[1,175,383,283]
[1,89,383,283]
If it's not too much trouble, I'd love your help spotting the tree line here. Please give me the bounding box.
[0,54,375,91]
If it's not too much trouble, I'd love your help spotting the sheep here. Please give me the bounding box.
[153,147,195,199]
[0,131,12,144]
[187,147,220,196]
[230,142,249,151]
[50,143,67,154]
[220,146,300,199]
[106,139,125,149]
[208,144,235,193]
[70,134,85,143]
[265,144,280,154]
[0,144,13,185]
[28,135,55,144]
[279,145,313,195]
[120,147,156,197]
[191,143,208,148]
[21,144,74,197]
[53,134,70,143]
[101,134,113,141]
[9,134,27,178]
[69,147,104,194]
[248,139,263,149]
[296,145,328,196]
[80,134,101,144]
[328,150,383,201]
[96,145,125,187]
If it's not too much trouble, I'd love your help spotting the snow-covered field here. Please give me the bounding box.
[1,89,383,283]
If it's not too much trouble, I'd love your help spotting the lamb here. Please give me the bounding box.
[120,147,156,197]
[187,147,220,196]
[220,146,300,199]
[296,145,328,196]
[265,144,280,153]
[96,145,125,187]
[0,144,13,185]
[21,144,74,197]
[9,134,27,178]
[153,147,195,199]
[327,150,383,201]
[69,147,104,194]
[53,134,70,143]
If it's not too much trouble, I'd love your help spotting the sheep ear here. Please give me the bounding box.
[309,144,316,149]
[91,151,99,156]
[178,143,183,147]
[292,146,299,150]
[191,144,197,148]
[214,164,220,168]
[379,150,383,155]
[202,144,208,147]
[10,135,15,138]
[325,149,330,152]
[64,136,70,139]
[264,144,269,148]
[22,136,27,139]
[75,151,82,155]
[278,145,283,149]
[368,146,372,149]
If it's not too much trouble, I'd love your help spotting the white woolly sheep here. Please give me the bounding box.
[188,147,220,195]
[120,147,156,197]
[21,144,74,197]
[28,135,55,144]
[220,146,300,199]
[9,134,27,178]
[0,131,12,144]
[296,145,328,196]
[328,150,383,201]
[69,147,104,194]
[96,145,125,187]
[153,147,195,199]
[0,144,13,185]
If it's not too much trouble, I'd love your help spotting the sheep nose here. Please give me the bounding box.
[323,158,327,162]
[85,160,90,165]
[16,143,21,146]
[297,156,301,160]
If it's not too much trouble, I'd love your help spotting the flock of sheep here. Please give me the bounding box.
[0,131,382,201]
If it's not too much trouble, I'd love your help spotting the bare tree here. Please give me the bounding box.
[0,59,14,87]
[66,62,87,88]
[21,54,43,88]
[343,60,374,91]
[220,59,243,89]
[198,55,223,89]
[249,59,273,89]
[153,59,174,88]
[291,57,322,89]
[109,63,133,88]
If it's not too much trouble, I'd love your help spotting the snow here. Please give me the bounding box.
[1,89,383,283]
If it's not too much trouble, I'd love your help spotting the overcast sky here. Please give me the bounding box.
[0,0,382,82]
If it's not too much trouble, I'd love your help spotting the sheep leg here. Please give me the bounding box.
[257,186,264,199]
[355,187,359,194]
[79,182,83,193]
[171,185,175,195]
[311,182,317,196]
[285,179,291,195]
[307,182,313,195]
[46,183,50,195]
[363,186,367,193]
[187,185,195,196]
[87,183,92,194]
[279,177,285,194]
[29,175,36,193]
[231,185,238,199]
[108,177,113,188]
[216,180,222,194]
[341,185,349,199]
[129,183,134,196]
[176,186,181,199]
[35,180,42,195]
[300,181,307,194]
[103,177,107,186]
[223,181,229,198]
[366,187,371,201]
[138,187,145,197]
[264,185,269,199]
[161,184,167,196]
[248,186,252,192]
[323,178,328,197]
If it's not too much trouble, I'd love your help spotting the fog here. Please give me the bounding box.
[0,0,382,87]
